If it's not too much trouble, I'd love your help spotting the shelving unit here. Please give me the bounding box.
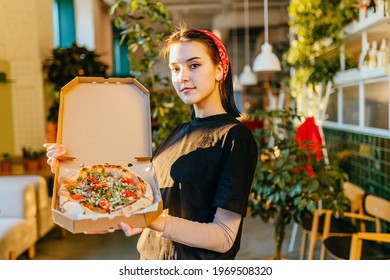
[325,7,390,138]
[343,11,390,38]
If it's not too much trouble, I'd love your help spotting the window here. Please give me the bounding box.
[326,90,338,122]
[112,25,131,77]
[364,81,389,130]
[325,78,390,137]
[342,85,359,125]
[53,0,76,48]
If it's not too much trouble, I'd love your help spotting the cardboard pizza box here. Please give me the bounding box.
[51,76,162,234]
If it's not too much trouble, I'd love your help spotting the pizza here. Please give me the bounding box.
[58,163,154,215]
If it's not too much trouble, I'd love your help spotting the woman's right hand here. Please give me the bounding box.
[43,143,66,174]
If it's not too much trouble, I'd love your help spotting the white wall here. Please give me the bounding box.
[74,0,113,74]
[0,0,53,156]
[0,0,116,157]
[74,0,95,50]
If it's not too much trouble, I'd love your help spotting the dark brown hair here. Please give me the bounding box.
[161,24,241,118]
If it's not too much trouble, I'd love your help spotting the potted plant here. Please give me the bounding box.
[109,0,191,148]
[22,147,41,172]
[247,108,349,260]
[0,152,13,173]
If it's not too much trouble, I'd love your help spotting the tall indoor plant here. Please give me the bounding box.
[109,0,190,148]
[248,108,349,260]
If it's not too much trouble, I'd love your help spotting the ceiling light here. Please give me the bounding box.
[239,65,258,86]
[253,0,281,72]
[239,0,257,86]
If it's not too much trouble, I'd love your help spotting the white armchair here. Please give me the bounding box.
[0,181,38,259]
[0,175,55,238]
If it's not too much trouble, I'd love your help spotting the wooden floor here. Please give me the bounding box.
[17,217,321,260]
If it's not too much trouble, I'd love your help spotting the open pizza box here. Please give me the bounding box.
[51,76,162,234]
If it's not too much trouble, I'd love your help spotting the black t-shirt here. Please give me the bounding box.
[137,113,258,260]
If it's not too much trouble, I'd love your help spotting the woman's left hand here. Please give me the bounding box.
[43,143,67,173]
[119,222,144,237]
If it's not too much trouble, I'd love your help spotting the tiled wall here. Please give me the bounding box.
[324,128,390,200]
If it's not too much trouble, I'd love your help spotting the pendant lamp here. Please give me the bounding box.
[253,0,281,72]
[239,0,257,86]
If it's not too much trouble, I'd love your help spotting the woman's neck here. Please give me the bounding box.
[194,104,226,118]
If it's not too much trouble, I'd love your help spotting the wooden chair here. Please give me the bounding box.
[349,232,390,260]
[299,182,365,259]
[323,194,390,260]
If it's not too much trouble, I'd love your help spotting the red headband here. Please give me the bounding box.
[198,29,229,82]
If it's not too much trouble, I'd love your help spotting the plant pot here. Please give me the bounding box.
[0,160,12,173]
[24,160,40,172]
[39,157,48,170]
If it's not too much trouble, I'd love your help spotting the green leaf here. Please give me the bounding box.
[293,196,301,206]
[109,2,120,16]
[307,179,319,192]
[131,0,139,11]
[307,200,317,212]
[129,43,138,53]
[278,178,285,188]
[298,199,306,211]
[274,193,280,203]
[280,190,287,202]
[273,175,280,186]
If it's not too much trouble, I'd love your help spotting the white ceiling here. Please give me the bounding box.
[160,0,290,30]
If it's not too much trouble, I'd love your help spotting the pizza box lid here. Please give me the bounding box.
[51,76,162,233]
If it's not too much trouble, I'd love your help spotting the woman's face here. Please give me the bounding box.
[168,41,223,116]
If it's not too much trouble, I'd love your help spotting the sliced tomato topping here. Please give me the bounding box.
[99,197,110,211]
[92,183,107,190]
[70,194,85,201]
[121,190,137,199]
[87,176,99,184]
[121,177,135,186]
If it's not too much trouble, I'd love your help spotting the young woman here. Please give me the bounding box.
[45,25,258,260]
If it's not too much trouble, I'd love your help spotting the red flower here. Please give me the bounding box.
[294,117,324,176]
